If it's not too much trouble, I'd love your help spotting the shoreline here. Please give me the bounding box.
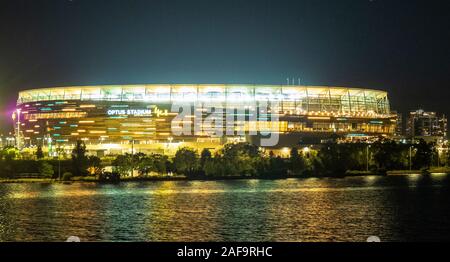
[1,170,448,184]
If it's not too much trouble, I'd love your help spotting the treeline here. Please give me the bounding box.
[0,138,446,180]
[111,138,443,178]
[0,141,102,180]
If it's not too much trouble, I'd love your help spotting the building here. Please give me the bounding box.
[15,85,397,156]
[406,109,448,143]
[391,111,403,137]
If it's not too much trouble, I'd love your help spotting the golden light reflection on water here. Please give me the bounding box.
[364,175,382,185]
[265,178,372,241]
[143,181,223,241]
[1,174,449,242]
[407,174,421,185]
[9,186,401,200]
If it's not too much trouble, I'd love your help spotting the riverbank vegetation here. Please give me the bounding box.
[0,138,449,183]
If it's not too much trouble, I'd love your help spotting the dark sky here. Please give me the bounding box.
[0,0,449,132]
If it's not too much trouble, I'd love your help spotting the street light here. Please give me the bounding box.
[366,145,371,172]
[56,144,62,180]
[409,145,413,171]
[303,147,310,159]
[12,109,21,149]
[166,136,174,155]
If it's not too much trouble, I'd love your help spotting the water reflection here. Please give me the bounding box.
[0,174,449,242]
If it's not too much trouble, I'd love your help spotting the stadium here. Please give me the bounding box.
[15,85,397,156]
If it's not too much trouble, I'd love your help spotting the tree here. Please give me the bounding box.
[174,147,199,177]
[62,172,73,181]
[87,155,102,176]
[344,143,367,171]
[289,147,306,176]
[220,143,261,176]
[135,154,170,177]
[267,155,288,177]
[431,145,440,167]
[36,145,44,160]
[132,152,146,167]
[447,142,450,167]
[200,149,212,172]
[203,156,223,177]
[112,154,134,176]
[136,156,154,177]
[0,146,20,161]
[71,140,89,176]
[315,142,348,176]
[151,154,168,174]
[38,161,54,178]
[372,139,408,171]
[0,147,19,178]
[413,139,433,170]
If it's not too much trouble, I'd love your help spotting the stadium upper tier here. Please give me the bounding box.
[17,85,391,115]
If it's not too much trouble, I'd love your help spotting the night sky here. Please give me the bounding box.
[0,0,449,133]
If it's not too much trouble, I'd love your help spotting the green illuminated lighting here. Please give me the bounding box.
[347,134,367,137]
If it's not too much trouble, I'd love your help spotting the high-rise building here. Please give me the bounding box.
[406,109,447,143]
[391,111,403,137]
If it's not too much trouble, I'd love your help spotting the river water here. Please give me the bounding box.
[1,174,449,242]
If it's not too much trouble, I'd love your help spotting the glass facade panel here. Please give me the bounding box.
[18,85,392,116]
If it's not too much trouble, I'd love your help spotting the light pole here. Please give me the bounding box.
[131,139,135,177]
[409,145,413,171]
[57,145,62,180]
[167,136,173,154]
[437,147,441,167]
[366,145,370,172]
[58,153,61,180]
[13,109,21,150]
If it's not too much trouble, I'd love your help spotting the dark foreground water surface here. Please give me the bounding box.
[1,174,450,242]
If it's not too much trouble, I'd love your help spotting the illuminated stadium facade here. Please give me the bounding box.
[15,85,396,156]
